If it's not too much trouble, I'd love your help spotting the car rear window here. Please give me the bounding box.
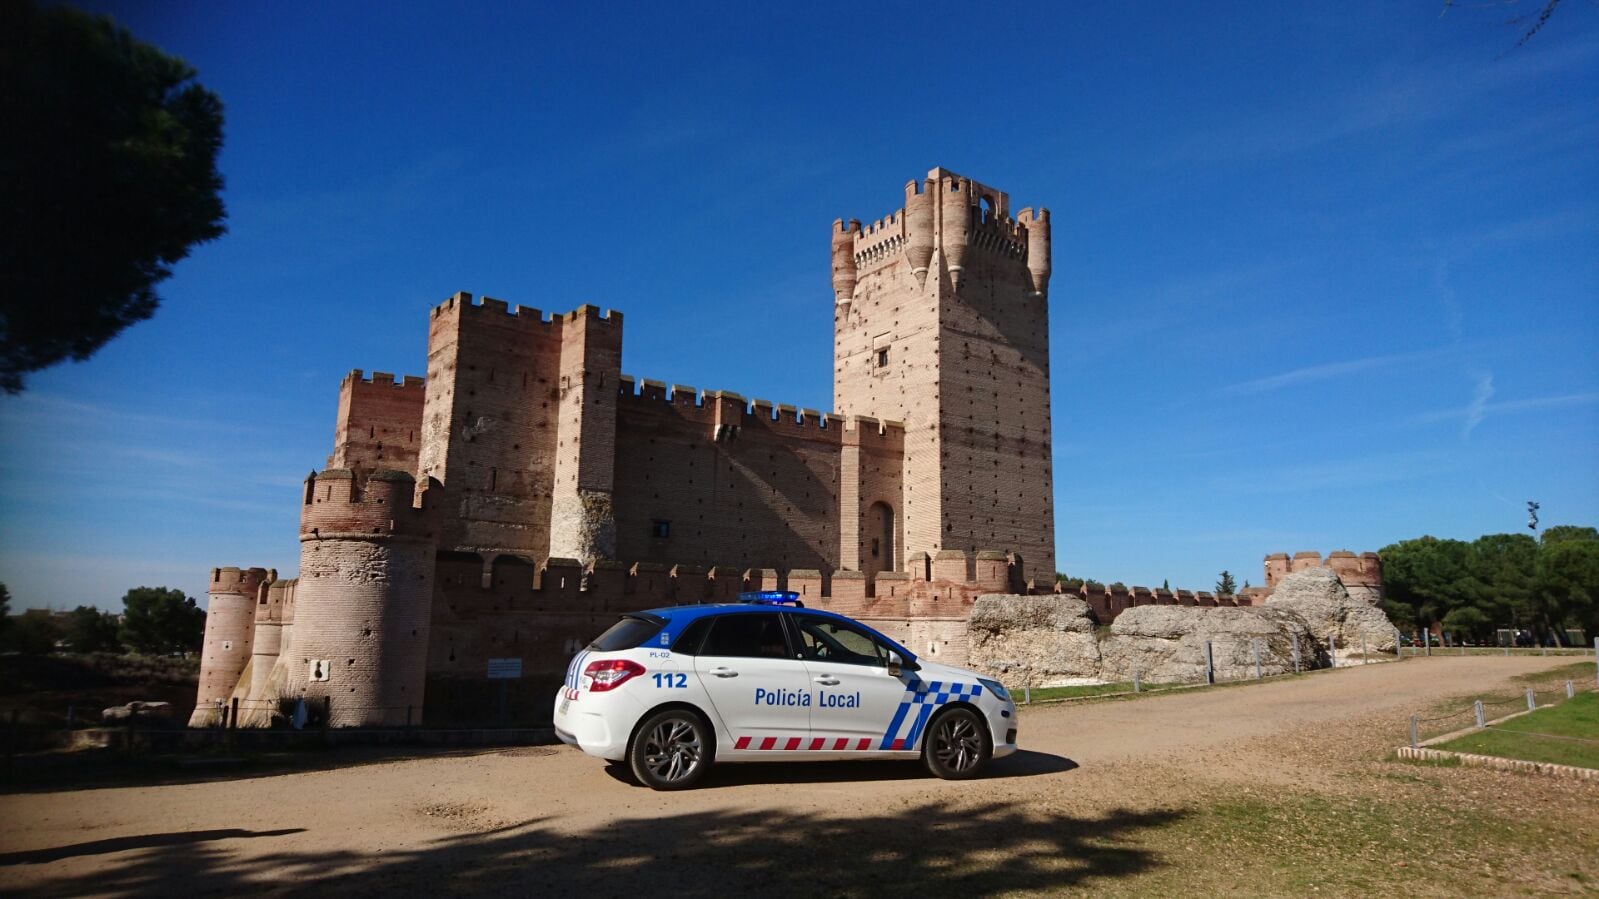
[587,614,665,651]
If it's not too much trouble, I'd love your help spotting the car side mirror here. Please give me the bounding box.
[887,650,917,675]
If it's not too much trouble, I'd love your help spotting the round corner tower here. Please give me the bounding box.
[188,565,272,727]
[286,468,441,726]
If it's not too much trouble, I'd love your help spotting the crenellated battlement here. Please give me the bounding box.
[344,370,425,390]
[210,566,273,596]
[300,468,442,541]
[429,291,621,330]
[1261,549,1385,600]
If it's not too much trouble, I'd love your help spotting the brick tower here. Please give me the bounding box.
[833,168,1055,584]
[188,566,272,726]
[286,469,441,726]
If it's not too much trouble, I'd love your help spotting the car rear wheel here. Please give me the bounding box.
[923,706,991,780]
[629,709,712,790]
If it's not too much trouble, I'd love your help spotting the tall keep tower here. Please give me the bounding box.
[833,168,1055,584]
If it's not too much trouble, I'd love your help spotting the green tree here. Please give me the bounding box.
[0,1,226,393]
[1380,536,1479,629]
[1537,538,1599,641]
[119,587,205,654]
[1215,570,1237,596]
[64,605,122,653]
[8,611,63,654]
[1055,574,1084,590]
[1542,525,1599,546]
[1466,533,1539,630]
[1441,606,1491,642]
[1161,579,1169,591]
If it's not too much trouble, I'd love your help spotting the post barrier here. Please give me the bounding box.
[1024,683,1031,705]
[1362,635,1369,664]
[1133,670,1141,693]
[1409,715,1419,748]
[1424,629,1431,656]
[1252,639,1262,679]
[229,697,239,731]
[1568,681,1576,699]
[1593,637,1598,686]
[1330,635,1338,668]
[1526,688,1537,711]
[1474,700,1485,728]
[1292,639,1301,673]
[1395,628,1402,660]
[1204,640,1215,685]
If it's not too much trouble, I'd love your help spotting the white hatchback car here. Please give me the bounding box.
[554,592,1018,789]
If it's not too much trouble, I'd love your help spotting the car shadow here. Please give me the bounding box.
[602,749,1077,788]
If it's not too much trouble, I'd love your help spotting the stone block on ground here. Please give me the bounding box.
[967,594,1102,681]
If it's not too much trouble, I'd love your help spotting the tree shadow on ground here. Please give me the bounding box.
[0,743,565,796]
[5,800,1185,897]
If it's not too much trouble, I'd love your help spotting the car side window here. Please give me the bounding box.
[794,616,891,667]
[672,617,714,655]
[698,613,791,659]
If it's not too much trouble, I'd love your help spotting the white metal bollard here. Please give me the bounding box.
[1526,687,1536,712]
[1133,670,1141,693]
[1474,700,1485,728]
[1396,627,1403,659]
[1568,681,1576,699]
[1292,639,1301,673]
[1330,635,1338,668]
[1362,635,1369,664]
[1410,715,1419,748]
[1253,639,1262,680]
[1424,629,1431,656]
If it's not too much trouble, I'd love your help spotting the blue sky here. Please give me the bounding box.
[2,1,1596,610]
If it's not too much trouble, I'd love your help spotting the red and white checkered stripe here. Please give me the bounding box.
[733,735,885,751]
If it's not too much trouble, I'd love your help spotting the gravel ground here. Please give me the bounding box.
[2,656,1595,897]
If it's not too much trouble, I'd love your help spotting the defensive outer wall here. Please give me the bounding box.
[192,168,1380,726]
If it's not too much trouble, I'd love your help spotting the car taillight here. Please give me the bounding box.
[583,658,646,692]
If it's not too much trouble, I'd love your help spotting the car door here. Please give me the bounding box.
[690,612,813,750]
[791,614,919,751]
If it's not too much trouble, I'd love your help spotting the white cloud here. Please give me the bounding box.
[1221,348,1450,396]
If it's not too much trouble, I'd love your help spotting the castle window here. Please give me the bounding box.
[651,520,671,540]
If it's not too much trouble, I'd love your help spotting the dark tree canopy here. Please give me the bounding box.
[0,1,225,393]
[1382,527,1599,642]
[119,586,206,654]
[64,605,122,653]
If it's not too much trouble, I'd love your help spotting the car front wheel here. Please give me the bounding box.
[923,706,992,780]
[629,709,713,790]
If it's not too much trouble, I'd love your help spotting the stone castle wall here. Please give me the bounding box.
[329,371,425,475]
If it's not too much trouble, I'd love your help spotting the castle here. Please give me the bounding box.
[190,169,1380,728]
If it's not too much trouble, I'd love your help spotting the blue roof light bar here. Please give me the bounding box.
[738,590,805,607]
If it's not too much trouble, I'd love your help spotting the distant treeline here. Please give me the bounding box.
[0,584,205,656]
[1380,525,1598,643]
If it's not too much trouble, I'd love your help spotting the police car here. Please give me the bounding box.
[554,592,1018,790]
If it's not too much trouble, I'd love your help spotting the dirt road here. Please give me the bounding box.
[3,656,1595,896]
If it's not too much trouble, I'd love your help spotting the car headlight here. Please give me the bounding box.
[978,678,1010,702]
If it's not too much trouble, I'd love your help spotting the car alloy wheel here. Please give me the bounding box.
[925,707,991,780]
[630,710,711,790]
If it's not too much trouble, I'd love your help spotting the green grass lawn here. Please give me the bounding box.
[1435,692,1599,769]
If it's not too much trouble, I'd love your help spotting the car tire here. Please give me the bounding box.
[923,706,992,780]
[629,708,713,790]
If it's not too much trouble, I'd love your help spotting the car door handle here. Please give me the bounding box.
[708,667,738,678]
[813,676,840,686]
